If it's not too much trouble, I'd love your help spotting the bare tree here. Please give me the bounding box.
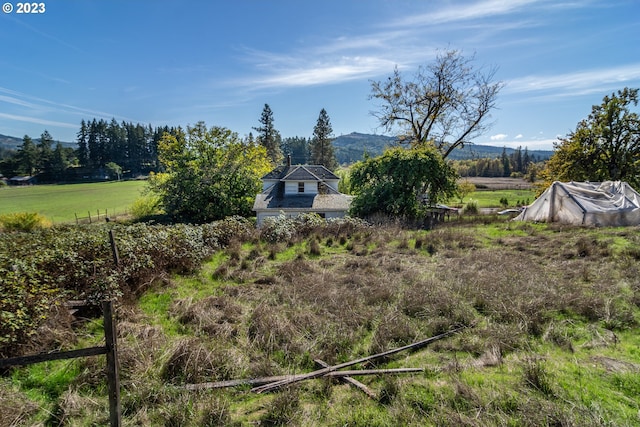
[370,50,503,159]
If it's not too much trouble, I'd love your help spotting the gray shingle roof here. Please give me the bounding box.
[253,182,351,211]
[261,165,339,181]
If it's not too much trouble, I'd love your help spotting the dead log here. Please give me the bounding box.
[184,368,424,391]
[315,358,376,399]
[251,325,467,393]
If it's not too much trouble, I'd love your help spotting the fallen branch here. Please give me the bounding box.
[315,358,376,399]
[252,324,468,393]
[184,368,424,391]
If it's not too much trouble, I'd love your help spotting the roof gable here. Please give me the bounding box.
[261,164,339,182]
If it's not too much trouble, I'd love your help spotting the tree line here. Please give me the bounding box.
[454,146,544,180]
[1,106,339,183]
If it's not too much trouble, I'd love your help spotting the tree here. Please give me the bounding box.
[253,104,283,165]
[76,120,89,167]
[310,108,338,169]
[457,179,476,203]
[50,143,70,175]
[149,122,272,222]
[544,88,640,188]
[281,136,310,164]
[16,135,37,175]
[37,130,54,174]
[349,146,458,219]
[370,50,503,159]
[501,147,511,177]
[105,162,122,181]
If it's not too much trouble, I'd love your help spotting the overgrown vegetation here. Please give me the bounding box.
[2,216,640,426]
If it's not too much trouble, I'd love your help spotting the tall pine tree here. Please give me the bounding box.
[310,108,338,170]
[37,130,54,175]
[16,135,37,175]
[253,104,283,165]
[77,120,89,167]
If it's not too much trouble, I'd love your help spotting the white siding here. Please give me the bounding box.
[284,181,318,195]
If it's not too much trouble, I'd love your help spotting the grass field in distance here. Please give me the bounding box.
[0,180,147,224]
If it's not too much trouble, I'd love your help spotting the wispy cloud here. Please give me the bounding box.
[239,56,397,89]
[505,64,640,97]
[0,112,77,128]
[0,86,136,122]
[490,133,509,140]
[388,0,542,27]
[231,0,559,91]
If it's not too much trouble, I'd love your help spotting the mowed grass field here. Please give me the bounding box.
[0,180,147,223]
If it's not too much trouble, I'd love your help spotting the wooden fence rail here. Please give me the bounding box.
[75,209,126,224]
[0,301,121,427]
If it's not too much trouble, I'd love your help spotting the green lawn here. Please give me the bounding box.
[450,188,537,208]
[0,180,147,223]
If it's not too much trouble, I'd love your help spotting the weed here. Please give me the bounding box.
[260,387,300,426]
[522,358,555,397]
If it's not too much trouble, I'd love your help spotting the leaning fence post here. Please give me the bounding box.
[108,230,120,267]
[103,301,121,427]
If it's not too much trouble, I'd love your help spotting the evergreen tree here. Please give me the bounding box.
[37,130,54,174]
[281,136,310,164]
[501,147,511,177]
[77,120,89,167]
[50,143,69,175]
[88,119,99,167]
[253,104,283,164]
[522,147,530,173]
[16,135,37,175]
[310,108,338,169]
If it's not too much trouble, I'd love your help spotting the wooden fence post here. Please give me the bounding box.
[108,230,120,267]
[103,301,121,427]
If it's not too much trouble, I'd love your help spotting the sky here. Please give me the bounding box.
[1,0,639,150]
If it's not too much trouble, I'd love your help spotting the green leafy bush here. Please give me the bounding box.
[0,212,51,232]
[0,216,256,356]
[462,200,479,215]
[130,194,163,219]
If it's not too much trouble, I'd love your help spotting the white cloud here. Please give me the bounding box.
[505,64,640,97]
[490,133,509,141]
[0,112,77,128]
[389,0,541,27]
[236,56,397,89]
[515,134,523,139]
[0,86,135,122]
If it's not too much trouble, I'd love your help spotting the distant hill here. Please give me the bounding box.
[0,134,24,151]
[0,134,75,152]
[332,132,397,164]
[332,132,553,163]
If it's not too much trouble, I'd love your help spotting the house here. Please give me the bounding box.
[514,181,640,226]
[253,156,352,225]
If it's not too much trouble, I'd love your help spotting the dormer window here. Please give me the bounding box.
[298,182,305,193]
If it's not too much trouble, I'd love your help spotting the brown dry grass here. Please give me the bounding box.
[6,219,640,426]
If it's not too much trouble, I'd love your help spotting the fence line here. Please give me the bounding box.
[0,300,121,427]
[74,208,128,224]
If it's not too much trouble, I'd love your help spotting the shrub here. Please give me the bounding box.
[0,212,51,232]
[462,200,478,215]
[130,193,163,219]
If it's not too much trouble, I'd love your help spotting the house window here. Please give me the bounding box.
[298,182,305,193]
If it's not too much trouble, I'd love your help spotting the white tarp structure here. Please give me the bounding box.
[514,181,640,226]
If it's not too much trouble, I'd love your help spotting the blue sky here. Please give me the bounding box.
[1,0,639,150]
